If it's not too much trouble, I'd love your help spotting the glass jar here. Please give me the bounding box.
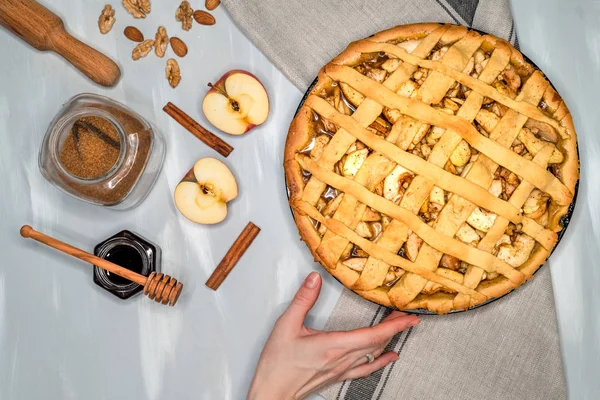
[39,93,166,210]
[93,230,161,300]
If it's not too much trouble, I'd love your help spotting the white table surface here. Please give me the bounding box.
[0,1,597,399]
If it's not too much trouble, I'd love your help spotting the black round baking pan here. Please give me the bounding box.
[285,25,580,315]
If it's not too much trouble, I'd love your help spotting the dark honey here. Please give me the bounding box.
[104,245,144,286]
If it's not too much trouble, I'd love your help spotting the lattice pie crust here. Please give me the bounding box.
[284,23,579,314]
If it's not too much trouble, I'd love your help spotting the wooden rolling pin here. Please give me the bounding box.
[20,225,183,306]
[0,0,121,87]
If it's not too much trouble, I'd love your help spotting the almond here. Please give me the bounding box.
[170,37,188,57]
[124,26,144,42]
[193,10,215,25]
[205,0,220,11]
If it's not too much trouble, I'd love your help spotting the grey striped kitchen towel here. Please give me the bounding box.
[221,0,567,398]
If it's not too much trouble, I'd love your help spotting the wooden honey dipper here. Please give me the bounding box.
[20,225,183,306]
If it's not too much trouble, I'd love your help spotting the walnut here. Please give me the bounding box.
[123,0,150,18]
[139,0,150,13]
[98,5,116,34]
[132,40,154,60]
[176,1,193,31]
[154,26,168,58]
[166,59,181,88]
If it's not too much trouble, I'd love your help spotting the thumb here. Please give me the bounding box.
[281,272,322,329]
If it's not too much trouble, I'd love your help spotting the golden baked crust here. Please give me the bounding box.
[284,23,579,314]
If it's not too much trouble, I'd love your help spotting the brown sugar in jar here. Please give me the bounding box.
[39,94,166,210]
[60,116,122,179]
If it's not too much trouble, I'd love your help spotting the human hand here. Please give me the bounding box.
[247,272,420,399]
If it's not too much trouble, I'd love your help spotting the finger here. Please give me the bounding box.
[347,346,385,370]
[361,312,409,351]
[279,272,322,330]
[340,314,419,349]
[368,310,410,348]
[337,352,399,382]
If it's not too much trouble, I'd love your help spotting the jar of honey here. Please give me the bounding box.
[39,93,166,210]
[93,230,161,299]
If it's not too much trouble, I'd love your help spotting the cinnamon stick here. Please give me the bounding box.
[163,102,233,157]
[206,222,261,290]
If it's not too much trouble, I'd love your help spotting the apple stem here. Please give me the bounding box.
[207,82,240,112]
[207,82,227,97]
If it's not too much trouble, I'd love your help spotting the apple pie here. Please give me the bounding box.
[284,23,579,314]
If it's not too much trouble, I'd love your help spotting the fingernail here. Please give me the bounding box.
[408,317,420,327]
[304,272,320,289]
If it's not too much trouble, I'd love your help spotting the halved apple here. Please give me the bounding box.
[174,158,238,224]
[202,70,269,135]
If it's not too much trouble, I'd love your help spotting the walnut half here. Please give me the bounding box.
[132,39,154,60]
[176,1,194,31]
[98,5,116,34]
[166,59,181,88]
[123,0,150,18]
[155,26,168,58]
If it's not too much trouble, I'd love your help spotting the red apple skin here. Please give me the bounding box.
[208,69,267,91]
[181,167,196,183]
[241,123,257,134]
[203,69,270,135]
